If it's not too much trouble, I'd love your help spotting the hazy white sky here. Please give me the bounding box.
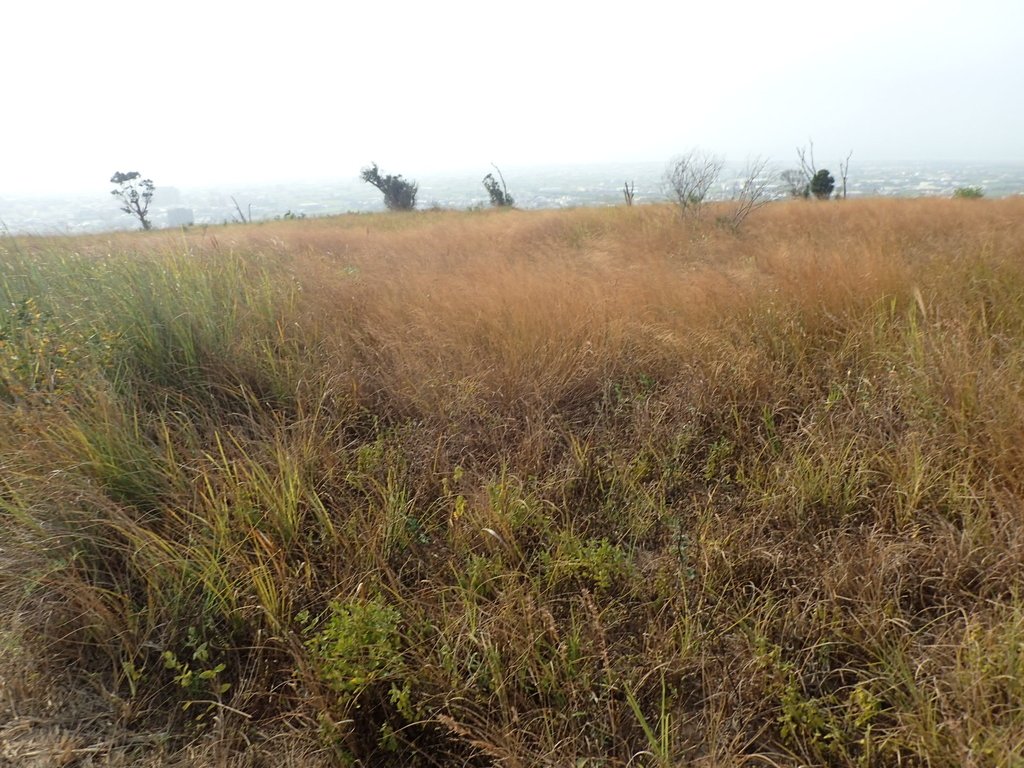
[2,0,1022,195]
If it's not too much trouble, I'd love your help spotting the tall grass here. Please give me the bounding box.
[3,199,1024,765]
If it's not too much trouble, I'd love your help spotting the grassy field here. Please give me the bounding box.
[2,198,1024,766]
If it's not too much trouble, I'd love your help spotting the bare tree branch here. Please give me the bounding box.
[231,196,250,224]
[797,138,817,186]
[839,151,853,200]
[721,157,776,231]
[665,150,723,219]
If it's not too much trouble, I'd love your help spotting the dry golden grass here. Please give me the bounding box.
[3,197,1024,766]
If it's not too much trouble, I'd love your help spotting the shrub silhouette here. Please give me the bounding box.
[360,163,418,211]
[810,169,835,200]
[482,167,514,207]
[665,150,723,218]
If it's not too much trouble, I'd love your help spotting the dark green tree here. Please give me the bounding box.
[360,163,418,211]
[110,171,155,230]
[482,165,514,207]
[810,169,835,200]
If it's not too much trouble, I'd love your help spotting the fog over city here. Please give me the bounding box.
[2,0,1022,200]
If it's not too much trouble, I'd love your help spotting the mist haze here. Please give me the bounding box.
[2,0,1022,199]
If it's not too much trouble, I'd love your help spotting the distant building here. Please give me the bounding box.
[165,207,194,227]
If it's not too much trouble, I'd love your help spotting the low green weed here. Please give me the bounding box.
[303,597,405,703]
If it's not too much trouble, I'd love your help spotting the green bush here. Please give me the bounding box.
[810,169,835,200]
[541,534,632,592]
[304,597,404,698]
[360,163,418,211]
[483,170,514,207]
[954,186,984,199]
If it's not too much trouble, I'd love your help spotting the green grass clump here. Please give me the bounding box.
[3,199,1024,765]
[954,185,984,199]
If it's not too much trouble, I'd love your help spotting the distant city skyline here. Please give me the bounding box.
[3,0,1022,196]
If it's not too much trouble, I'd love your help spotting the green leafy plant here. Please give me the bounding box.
[542,534,632,592]
[160,626,231,720]
[304,597,404,700]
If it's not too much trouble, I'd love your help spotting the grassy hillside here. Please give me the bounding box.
[2,199,1024,766]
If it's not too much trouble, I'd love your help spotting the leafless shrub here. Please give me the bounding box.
[718,157,776,231]
[780,168,809,198]
[665,150,723,219]
[839,150,853,199]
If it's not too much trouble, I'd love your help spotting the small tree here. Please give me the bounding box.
[810,169,835,200]
[780,169,809,198]
[793,140,849,201]
[360,163,418,211]
[796,140,817,189]
[665,150,723,219]
[780,169,810,198]
[719,157,775,231]
[482,164,514,207]
[110,171,155,230]
[623,180,635,206]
